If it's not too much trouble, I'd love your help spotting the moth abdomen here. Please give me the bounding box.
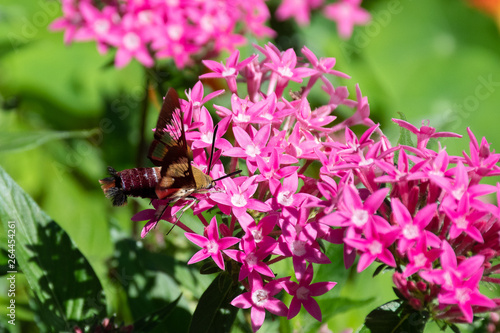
[100,166,161,206]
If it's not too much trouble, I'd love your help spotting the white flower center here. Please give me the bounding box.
[413,253,427,267]
[296,286,310,300]
[252,289,269,307]
[452,186,466,200]
[167,24,183,41]
[351,209,369,227]
[245,253,258,266]
[278,66,293,78]
[455,216,468,230]
[201,132,213,144]
[368,240,383,255]
[235,113,250,123]
[251,229,263,243]
[429,170,444,177]
[138,10,153,24]
[231,193,247,207]
[206,240,218,254]
[402,224,419,240]
[200,15,215,32]
[339,3,352,17]
[222,67,236,77]
[123,32,140,51]
[291,240,306,257]
[94,19,110,34]
[277,190,294,206]
[245,144,261,158]
[455,287,471,304]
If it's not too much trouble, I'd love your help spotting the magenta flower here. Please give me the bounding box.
[184,216,240,270]
[442,194,486,243]
[201,51,258,93]
[275,0,324,25]
[391,198,440,254]
[323,0,371,39]
[420,241,485,290]
[231,273,289,332]
[344,220,399,272]
[283,263,336,321]
[225,238,276,281]
[224,125,272,173]
[210,176,270,228]
[438,268,496,323]
[403,236,441,278]
[320,185,389,230]
[392,118,462,151]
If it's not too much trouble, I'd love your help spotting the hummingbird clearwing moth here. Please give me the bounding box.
[100,88,241,208]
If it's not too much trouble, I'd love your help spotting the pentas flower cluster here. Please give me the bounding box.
[133,42,500,330]
[276,0,371,38]
[50,0,273,68]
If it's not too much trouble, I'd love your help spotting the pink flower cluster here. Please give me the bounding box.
[133,42,500,330]
[276,0,370,38]
[50,0,273,68]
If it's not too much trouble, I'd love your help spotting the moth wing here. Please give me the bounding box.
[147,89,196,199]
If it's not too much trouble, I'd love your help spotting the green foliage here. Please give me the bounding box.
[0,166,106,331]
[2,0,500,332]
[189,272,242,333]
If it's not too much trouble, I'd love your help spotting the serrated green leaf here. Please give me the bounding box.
[0,166,105,331]
[0,129,98,153]
[188,272,241,333]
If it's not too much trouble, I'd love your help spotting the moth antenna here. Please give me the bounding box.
[206,124,219,175]
[213,170,242,182]
[166,200,197,236]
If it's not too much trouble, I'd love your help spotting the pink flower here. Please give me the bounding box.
[225,238,276,281]
[201,51,258,93]
[275,0,324,25]
[224,125,272,173]
[344,220,399,272]
[210,176,270,228]
[323,0,371,39]
[391,198,440,254]
[283,263,336,321]
[184,216,240,270]
[438,268,496,323]
[231,273,289,332]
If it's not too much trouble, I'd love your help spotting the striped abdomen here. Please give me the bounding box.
[99,166,161,206]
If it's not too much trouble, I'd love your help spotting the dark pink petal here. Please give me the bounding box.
[309,281,337,297]
[302,297,322,321]
[184,232,208,247]
[187,249,210,265]
[219,237,240,250]
[206,217,220,240]
[264,298,288,316]
[231,293,253,309]
[212,251,225,270]
[140,220,157,238]
[250,306,266,332]
[364,187,389,214]
[287,297,302,319]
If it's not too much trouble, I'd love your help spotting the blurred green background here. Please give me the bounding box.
[1,0,500,332]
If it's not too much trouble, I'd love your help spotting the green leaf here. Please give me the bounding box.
[363,300,428,333]
[0,129,98,153]
[0,166,105,331]
[189,272,241,333]
[133,294,182,332]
